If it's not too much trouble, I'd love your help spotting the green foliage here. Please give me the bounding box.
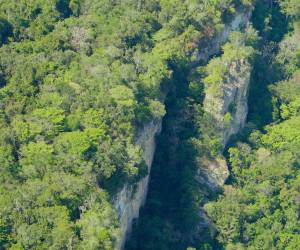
[110,86,136,109]
[279,0,300,18]
[275,26,300,77]
[0,0,72,40]
[224,112,232,124]
[270,71,300,102]
[206,4,300,249]
[204,27,257,97]
[261,117,300,151]
[20,141,54,179]
[77,202,119,250]
[148,100,166,119]
[0,0,266,249]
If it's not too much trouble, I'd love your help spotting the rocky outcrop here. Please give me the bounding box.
[204,59,251,148]
[201,58,252,192]
[114,120,162,250]
[114,8,253,250]
[192,50,252,245]
[195,9,253,192]
[196,156,229,191]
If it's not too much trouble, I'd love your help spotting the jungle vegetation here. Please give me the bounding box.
[0,0,299,250]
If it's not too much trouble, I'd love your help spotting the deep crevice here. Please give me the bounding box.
[126,61,219,250]
[126,2,291,250]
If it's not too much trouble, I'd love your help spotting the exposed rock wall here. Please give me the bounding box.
[114,8,253,250]
[114,120,162,250]
[204,59,252,148]
[200,58,252,193]
[194,42,252,245]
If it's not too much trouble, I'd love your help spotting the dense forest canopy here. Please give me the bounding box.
[0,0,299,250]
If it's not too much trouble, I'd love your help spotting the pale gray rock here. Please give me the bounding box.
[114,120,162,250]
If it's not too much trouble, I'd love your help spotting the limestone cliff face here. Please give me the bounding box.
[202,59,252,190]
[114,8,252,250]
[204,59,251,147]
[192,55,252,244]
[195,9,253,192]
[114,120,162,250]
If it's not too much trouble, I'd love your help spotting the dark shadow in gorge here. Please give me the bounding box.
[126,2,290,249]
[247,0,289,129]
[125,61,219,250]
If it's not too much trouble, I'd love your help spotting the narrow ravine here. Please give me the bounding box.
[126,2,293,250]
[126,60,211,250]
[0,1,298,250]
[115,7,253,249]
[125,14,255,250]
